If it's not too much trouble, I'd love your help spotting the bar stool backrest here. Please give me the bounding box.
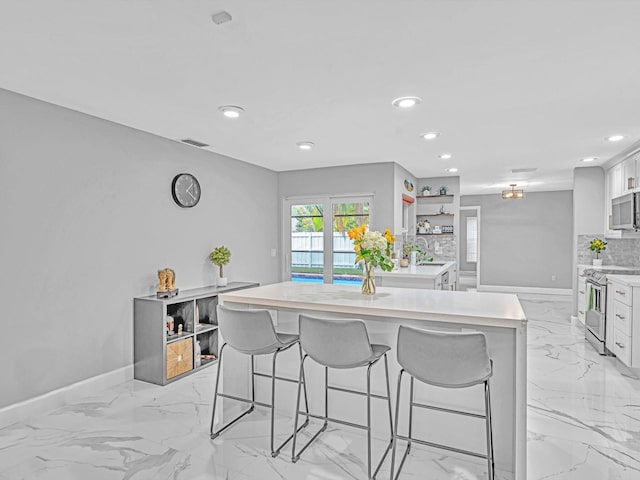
[397,325,492,388]
[217,305,281,355]
[299,314,374,369]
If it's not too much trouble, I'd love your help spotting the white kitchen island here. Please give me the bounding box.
[375,261,457,290]
[219,282,527,480]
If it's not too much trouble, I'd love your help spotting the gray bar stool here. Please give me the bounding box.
[390,325,495,480]
[210,304,309,458]
[291,314,394,479]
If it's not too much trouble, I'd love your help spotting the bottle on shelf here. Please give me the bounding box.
[195,340,202,368]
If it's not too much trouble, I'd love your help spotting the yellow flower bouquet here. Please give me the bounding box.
[347,225,395,294]
[589,238,607,259]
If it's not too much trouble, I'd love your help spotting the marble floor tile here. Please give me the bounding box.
[2,293,640,479]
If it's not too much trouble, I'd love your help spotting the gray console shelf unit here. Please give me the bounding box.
[134,282,258,385]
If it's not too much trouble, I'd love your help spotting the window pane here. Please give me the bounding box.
[466,216,478,263]
[290,204,324,282]
[332,201,369,284]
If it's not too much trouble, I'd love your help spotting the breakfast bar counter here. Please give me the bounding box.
[219,282,527,479]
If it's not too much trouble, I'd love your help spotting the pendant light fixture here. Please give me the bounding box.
[502,184,524,199]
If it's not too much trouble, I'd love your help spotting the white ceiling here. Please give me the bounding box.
[1,0,639,194]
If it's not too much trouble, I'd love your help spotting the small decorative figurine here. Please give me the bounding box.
[158,270,168,292]
[157,268,179,298]
[178,323,183,335]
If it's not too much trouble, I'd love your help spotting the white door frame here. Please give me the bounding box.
[460,205,481,290]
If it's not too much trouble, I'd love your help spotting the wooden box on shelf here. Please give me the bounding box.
[134,282,258,386]
[166,337,193,379]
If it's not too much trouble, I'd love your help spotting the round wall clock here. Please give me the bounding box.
[171,173,201,208]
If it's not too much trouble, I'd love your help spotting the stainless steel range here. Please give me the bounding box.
[583,266,640,355]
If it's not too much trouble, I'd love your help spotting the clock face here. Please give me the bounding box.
[171,173,201,208]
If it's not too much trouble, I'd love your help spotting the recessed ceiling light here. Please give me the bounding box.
[218,105,244,118]
[581,157,599,162]
[446,168,458,173]
[439,153,452,160]
[605,134,625,142]
[296,141,314,150]
[392,96,421,108]
[420,132,441,140]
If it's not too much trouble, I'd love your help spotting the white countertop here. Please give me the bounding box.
[578,264,640,271]
[607,274,640,286]
[374,261,455,279]
[219,281,526,329]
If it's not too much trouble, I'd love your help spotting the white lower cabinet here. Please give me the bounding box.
[577,266,588,324]
[613,329,632,366]
[607,277,640,368]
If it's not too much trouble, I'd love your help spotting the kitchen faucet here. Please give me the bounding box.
[414,236,431,262]
[414,236,428,251]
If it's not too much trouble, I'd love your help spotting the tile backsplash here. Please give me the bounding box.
[405,235,457,261]
[577,234,640,266]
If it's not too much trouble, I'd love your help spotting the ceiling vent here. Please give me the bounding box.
[211,11,232,25]
[180,138,209,148]
[510,168,537,174]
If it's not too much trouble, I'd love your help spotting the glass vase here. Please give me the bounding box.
[361,261,376,295]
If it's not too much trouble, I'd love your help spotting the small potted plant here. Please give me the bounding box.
[209,246,231,286]
[589,238,607,267]
[421,185,431,196]
[439,185,448,195]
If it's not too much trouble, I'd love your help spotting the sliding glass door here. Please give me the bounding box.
[285,196,372,284]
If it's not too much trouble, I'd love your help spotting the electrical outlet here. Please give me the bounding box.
[551,275,557,281]
[270,248,277,257]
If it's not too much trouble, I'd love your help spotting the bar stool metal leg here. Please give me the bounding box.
[211,342,309,457]
[324,366,329,431]
[390,371,495,480]
[293,355,393,480]
[484,381,495,480]
[408,376,414,455]
[366,361,373,479]
[268,346,310,457]
[384,354,394,441]
[389,369,408,480]
[368,354,394,479]
[210,343,255,439]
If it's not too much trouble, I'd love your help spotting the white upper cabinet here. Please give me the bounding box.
[604,151,640,237]
[609,162,624,199]
[622,155,637,193]
[605,164,622,236]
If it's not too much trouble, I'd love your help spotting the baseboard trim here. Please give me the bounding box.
[570,314,585,326]
[0,365,133,429]
[478,285,572,295]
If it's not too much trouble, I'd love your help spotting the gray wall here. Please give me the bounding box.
[572,167,604,312]
[461,191,573,289]
[278,163,396,231]
[573,167,605,235]
[0,89,280,408]
[393,163,417,235]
